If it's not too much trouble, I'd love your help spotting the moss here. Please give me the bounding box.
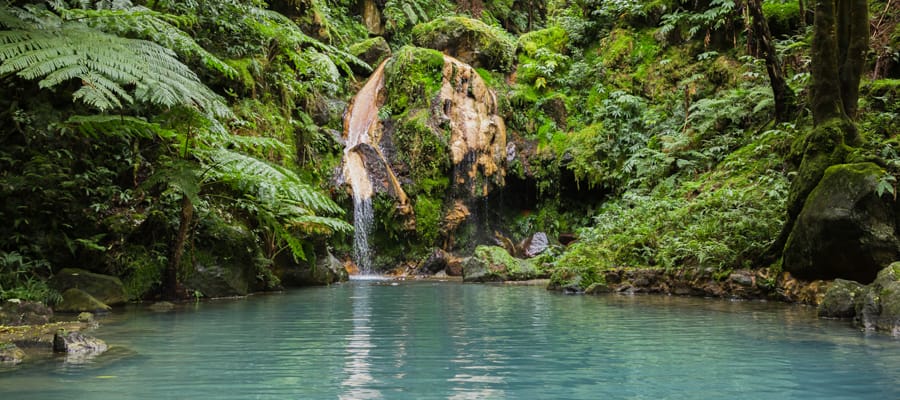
[411,16,515,72]
[347,36,392,67]
[414,195,442,246]
[224,58,257,92]
[384,46,445,113]
[517,25,568,58]
[786,118,855,221]
[391,110,451,194]
[762,0,800,34]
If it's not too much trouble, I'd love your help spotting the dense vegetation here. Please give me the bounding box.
[1,0,898,303]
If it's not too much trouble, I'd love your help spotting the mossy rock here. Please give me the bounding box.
[412,17,515,72]
[348,36,392,70]
[784,162,900,283]
[817,279,866,318]
[384,46,446,113]
[55,288,111,313]
[51,268,127,305]
[274,245,348,287]
[517,25,568,58]
[854,262,900,335]
[462,245,540,282]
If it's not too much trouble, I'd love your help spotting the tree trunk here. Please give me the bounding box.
[809,0,844,125]
[747,0,796,122]
[837,0,869,119]
[164,191,193,300]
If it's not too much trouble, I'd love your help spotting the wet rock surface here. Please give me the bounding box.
[51,268,127,306]
[0,300,53,326]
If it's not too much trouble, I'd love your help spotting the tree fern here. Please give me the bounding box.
[58,3,237,79]
[0,4,229,115]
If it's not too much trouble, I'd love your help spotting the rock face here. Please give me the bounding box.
[52,268,127,306]
[185,219,264,298]
[0,300,52,325]
[412,17,515,72]
[463,246,542,282]
[56,288,112,313]
[784,163,900,283]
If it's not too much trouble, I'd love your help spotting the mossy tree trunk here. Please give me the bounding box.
[747,0,796,122]
[772,0,868,262]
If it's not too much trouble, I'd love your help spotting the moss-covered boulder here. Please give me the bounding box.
[51,269,126,306]
[348,36,392,70]
[412,17,515,72]
[818,279,866,318]
[784,162,900,282]
[854,262,900,336]
[463,245,541,282]
[56,288,111,313]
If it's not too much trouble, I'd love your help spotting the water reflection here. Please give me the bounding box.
[340,284,382,399]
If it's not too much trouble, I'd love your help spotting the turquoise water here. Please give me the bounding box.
[3,280,900,399]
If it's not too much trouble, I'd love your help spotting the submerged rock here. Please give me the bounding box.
[56,288,111,313]
[784,162,900,283]
[0,343,25,365]
[53,330,108,363]
[52,268,127,306]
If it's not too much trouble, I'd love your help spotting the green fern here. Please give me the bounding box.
[59,4,238,79]
[0,4,229,115]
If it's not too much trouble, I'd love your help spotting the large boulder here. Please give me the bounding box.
[412,17,515,72]
[274,247,348,287]
[463,245,541,282]
[185,259,252,298]
[419,248,451,274]
[854,262,900,336]
[51,268,127,306]
[185,218,265,298]
[55,288,111,313]
[0,300,52,325]
[784,163,900,283]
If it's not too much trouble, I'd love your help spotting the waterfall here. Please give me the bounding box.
[342,61,388,275]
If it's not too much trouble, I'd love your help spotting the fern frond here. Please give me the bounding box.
[0,5,229,116]
[66,114,176,140]
[62,6,237,79]
[285,215,353,235]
